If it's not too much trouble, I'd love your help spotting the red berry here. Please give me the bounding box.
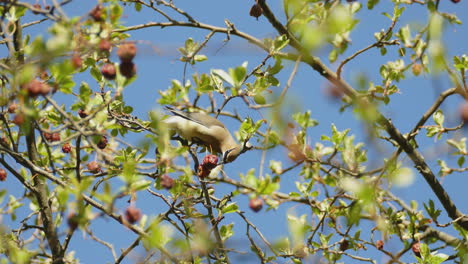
[97,136,108,149]
[451,0,461,3]
[117,42,137,63]
[99,39,112,52]
[412,242,421,257]
[197,165,210,179]
[101,63,116,80]
[43,132,53,142]
[0,137,9,146]
[67,212,79,230]
[51,133,60,142]
[201,154,218,170]
[7,103,17,114]
[0,168,6,181]
[249,4,263,20]
[71,54,83,70]
[249,197,263,212]
[62,143,72,153]
[125,206,141,224]
[119,62,137,78]
[340,239,349,251]
[22,79,43,97]
[376,240,384,250]
[12,114,25,125]
[32,4,41,14]
[87,161,101,174]
[78,109,88,118]
[160,174,174,190]
[460,102,468,122]
[44,5,50,10]
[89,5,104,22]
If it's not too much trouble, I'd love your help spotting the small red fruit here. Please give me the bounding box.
[201,154,218,170]
[412,242,421,257]
[22,79,43,97]
[340,240,349,251]
[71,54,83,70]
[119,62,136,78]
[101,63,116,80]
[12,114,25,125]
[7,103,17,114]
[32,4,41,14]
[62,143,72,153]
[249,197,263,212]
[99,39,112,52]
[0,168,6,181]
[376,240,384,250]
[43,132,53,141]
[459,102,468,123]
[160,174,174,190]
[97,136,108,149]
[249,4,263,20]
[51,133,60,141]
[67,212,79,230]
[117,42,137,63]
[89,5,104,22]
[125,206,141,224]
[78,109,88,118]
[87,161,101,174]
[451,0,461,3]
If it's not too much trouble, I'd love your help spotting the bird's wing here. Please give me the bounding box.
[165,106,226,129]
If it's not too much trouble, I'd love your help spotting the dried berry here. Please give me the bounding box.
[87,161,101,174]
[125,206,141,224]
[117,42,137,63]
[97,136,108,149]
[412,242,421,257]
[101,63,116,80]
[99,39,112,52]
[339,240,349,251]
[62,143,72,153]
[78,109,88,118]
[249,197,263,212]
[49,133,60,142]
[43,132,53,142]
[12,114,25,126]
[249,4,263,20]
[89,5,104,22]
[32,4,41,14]
[7,103,17,114]
[67,212,79,230]
[460,102,468,123]
[0,168,6,181]
[201,154,218,170]
[160,174,174,190]
[119,62,136,78]
[71,54,83,70]
[376,240,384,250]
[22,79,43,97]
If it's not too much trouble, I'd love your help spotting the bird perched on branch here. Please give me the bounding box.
[163,106,250,163]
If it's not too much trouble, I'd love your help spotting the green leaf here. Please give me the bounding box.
[221,203,239,214]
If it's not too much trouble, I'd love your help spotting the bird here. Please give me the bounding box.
[163,106,248,163]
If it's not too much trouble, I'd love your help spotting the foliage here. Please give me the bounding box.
[0,0,466,263]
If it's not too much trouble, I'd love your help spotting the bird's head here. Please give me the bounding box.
[222,142,253,163]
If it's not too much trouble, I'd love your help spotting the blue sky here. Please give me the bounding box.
[3,0,468,263]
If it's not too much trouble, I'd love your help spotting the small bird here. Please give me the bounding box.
[163,106,248,163]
